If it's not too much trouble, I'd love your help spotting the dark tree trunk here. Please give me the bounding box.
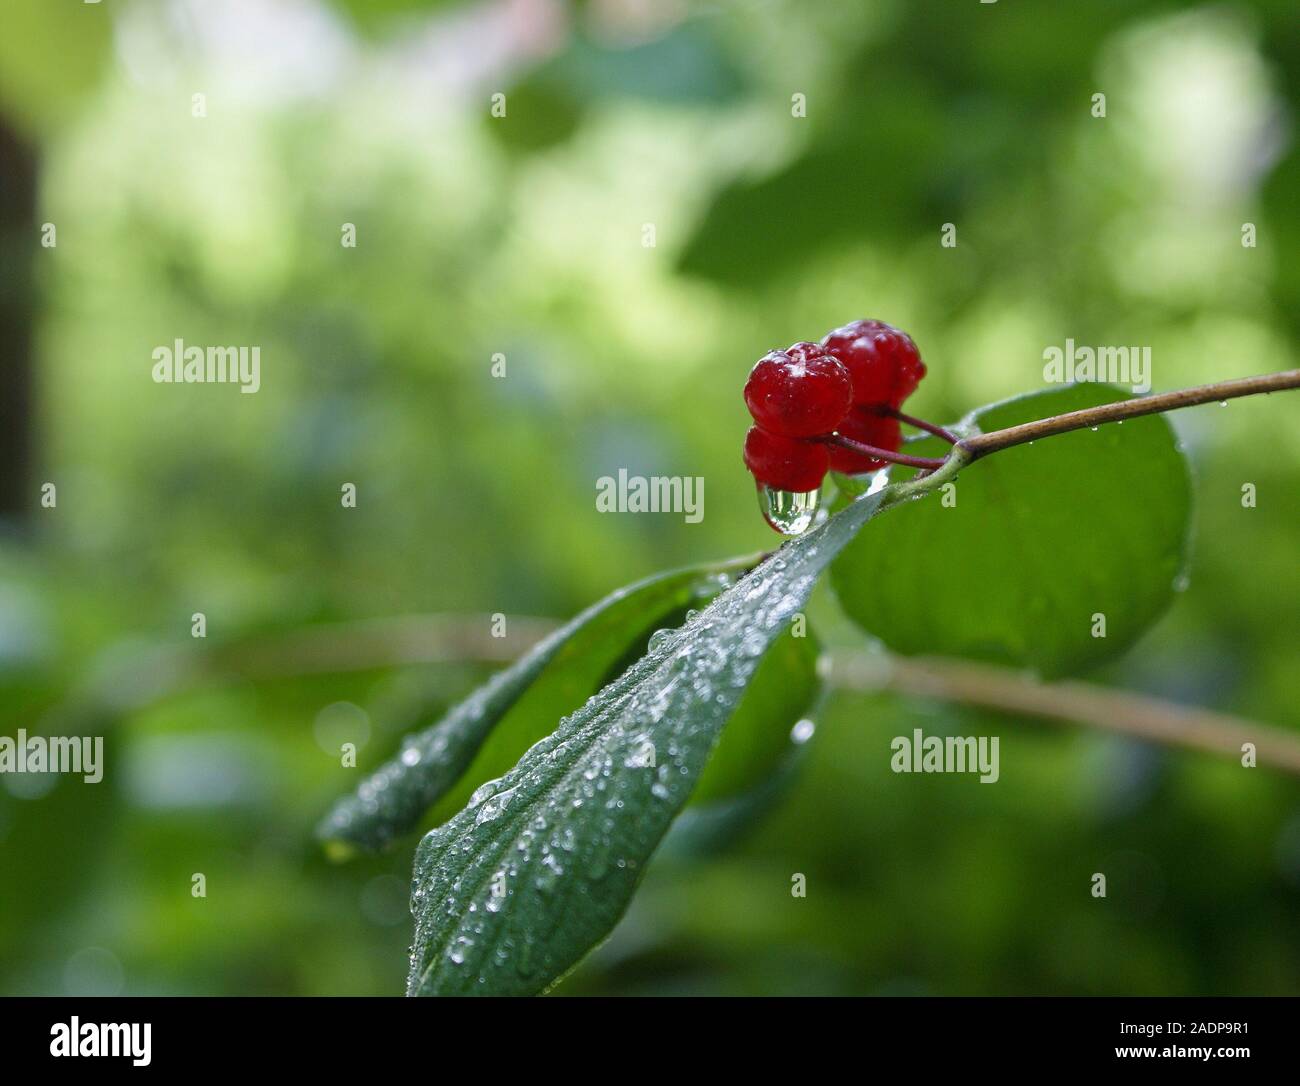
[0,116,37,520]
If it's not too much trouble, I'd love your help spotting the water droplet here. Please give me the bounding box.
[473,785,517,825]
[692,571,734,597]
[1090,426,1099,432]
[1173,572,1191,592]
[647,627,675,653]
[534,852,564,892]
[757,485,821,536]
[1220,400,1228,407]
[468,778,503,809]
[791,719,815,744]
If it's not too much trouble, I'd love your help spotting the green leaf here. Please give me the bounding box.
[689,624,820,805]
[830,384,1192,678]
[424,602,819,833]
[482,74,585,155]
[661,717,817,860]
[317,557,756,855]
[406,490,884,996]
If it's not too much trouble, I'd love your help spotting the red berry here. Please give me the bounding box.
[820,319,926,408]
[743,426,829,492]
[825,408,902,474]
[744,343,852,439]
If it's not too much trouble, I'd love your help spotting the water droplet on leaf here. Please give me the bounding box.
[757,485,821,536]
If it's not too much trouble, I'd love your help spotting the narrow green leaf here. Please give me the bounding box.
[689,625,820,806]
[318,557,756,855]
[830,384,1193,678]
[662,756,807,859]
[407,490,884,996]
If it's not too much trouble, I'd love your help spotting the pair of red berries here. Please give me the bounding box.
[743,319,926,492]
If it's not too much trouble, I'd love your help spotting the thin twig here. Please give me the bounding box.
[826,651,1300,777]
[819,433,948,470]
[39,615,562,727]
[210,614,558,677]
[959,370,1300,460]
[884,406,959,445]
[46,610,1299,776]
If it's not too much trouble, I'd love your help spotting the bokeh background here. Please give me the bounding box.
[1,0,1297,996]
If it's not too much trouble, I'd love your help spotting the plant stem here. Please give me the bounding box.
[819,433,948,470]
[958,370,1300,460]
[879,444,970,508]
[826,651,1300,777]
[884,406,959,445]
[82,611,1298,778]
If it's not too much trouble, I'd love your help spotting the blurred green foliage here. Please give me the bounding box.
[0,0,1297,995]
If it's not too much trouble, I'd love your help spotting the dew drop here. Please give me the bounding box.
[473,785,517,826]
[647,627,675,653]
[534,852,564,892]
[468,778,503,809]
[757,485,821,536]
[448,936,473,965]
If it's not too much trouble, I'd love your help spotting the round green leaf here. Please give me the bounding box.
[830,384,1192,678]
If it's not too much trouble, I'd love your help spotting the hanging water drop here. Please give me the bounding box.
[757,485,821,536]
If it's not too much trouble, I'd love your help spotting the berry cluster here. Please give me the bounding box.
[742,319,927,493]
